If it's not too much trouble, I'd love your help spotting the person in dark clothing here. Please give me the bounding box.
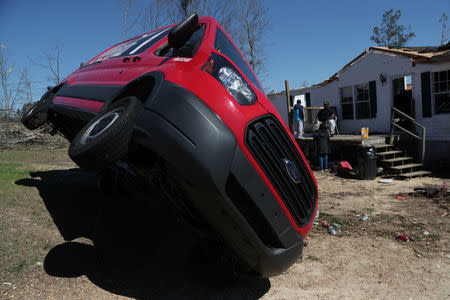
[313,122,330,171]
[314,100,336,135]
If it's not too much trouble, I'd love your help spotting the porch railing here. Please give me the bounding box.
[389,107,426,162]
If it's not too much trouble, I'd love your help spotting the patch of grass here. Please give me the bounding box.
[0,162,31,195]
[0,148,68,163]
[319,211,332,217]
[330,216,348,226]
[6,260,27,272]
[306,255,320,261]
[43,242,54,250]
[376,230,395,238]
[378,214,392,221]
[365,207,375,212]
[399,222,423,229]
[427,234,440,241]
[410,234,423,242]
[320,212,348,225]
[0,162,29,180]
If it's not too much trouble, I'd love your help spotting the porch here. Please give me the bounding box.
[296,133,431,178]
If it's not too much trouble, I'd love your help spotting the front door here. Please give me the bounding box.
[392,75,414,131]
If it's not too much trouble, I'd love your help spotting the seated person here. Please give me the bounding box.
[314,100,336,135]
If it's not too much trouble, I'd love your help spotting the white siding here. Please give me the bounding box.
[413,63,450,141]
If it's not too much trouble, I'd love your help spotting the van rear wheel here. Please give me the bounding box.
[21,91,55,130]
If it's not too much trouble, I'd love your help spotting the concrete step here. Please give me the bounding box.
[362,135,388,145]
[373,143,394,149]
[391,163,423,170]
[389,163,423,175]
[399,170,432,178]
[376,150,403,156]
[381,156,414,163]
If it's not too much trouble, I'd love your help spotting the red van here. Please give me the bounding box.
[22,14,318,277]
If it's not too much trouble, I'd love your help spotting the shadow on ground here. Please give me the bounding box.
[16,169,270,299]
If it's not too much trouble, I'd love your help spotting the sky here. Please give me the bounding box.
[1,0,449,104]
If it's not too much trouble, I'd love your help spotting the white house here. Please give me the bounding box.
[267,44,450,169]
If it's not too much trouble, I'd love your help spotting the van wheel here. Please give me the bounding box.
[69,97,143,171]
[21,91,55,130]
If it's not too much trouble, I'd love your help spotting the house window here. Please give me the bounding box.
[432,70,450,114]
[355,84,370,119]
[340,87,353,119]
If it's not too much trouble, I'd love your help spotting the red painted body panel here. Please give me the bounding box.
[53,96,104,112]
[56,16,317,239]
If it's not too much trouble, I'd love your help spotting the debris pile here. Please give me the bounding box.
[0,121,68,149]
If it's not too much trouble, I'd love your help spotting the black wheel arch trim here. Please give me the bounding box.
[53,72,166,113]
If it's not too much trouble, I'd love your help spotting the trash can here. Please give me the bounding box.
[357,145,377,180]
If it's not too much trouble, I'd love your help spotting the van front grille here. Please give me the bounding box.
[245,115,316,227]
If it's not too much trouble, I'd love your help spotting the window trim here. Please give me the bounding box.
[355,83,371,120]
[340,86,354,120]
[432,69,450,114]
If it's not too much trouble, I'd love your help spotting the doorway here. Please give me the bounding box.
[392,75,414,131]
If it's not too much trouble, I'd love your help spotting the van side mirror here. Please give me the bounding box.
[168,13,199,49]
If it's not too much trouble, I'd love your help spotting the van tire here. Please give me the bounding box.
[69,96,143,171]
[21,91,55,130]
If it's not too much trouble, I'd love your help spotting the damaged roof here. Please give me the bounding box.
[315,42,450,87]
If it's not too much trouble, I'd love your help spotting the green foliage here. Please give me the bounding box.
[0,162,28,181]
[329,215,348,225]
[306,255,320,261]
[427,234,440,241]
[370,9,415,47]
[6,260,27,272]
[378,213,392,220]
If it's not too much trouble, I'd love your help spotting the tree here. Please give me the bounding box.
[32,42,63,86]
[236,0,270,76]
[0,44,30,118]
[19,68,33,104]
[117,0,140,40]
[141,0,164,32]
[163,0,234,33]
[0,44,15,117]
[439,13,448,45]
[370,9,415,47]
[137,0,270,79]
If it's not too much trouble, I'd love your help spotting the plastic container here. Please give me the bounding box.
[357,145,377,180]
[329,226,336,235]
[361,127,369,139]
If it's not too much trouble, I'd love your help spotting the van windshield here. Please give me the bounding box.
[89,27,173,64]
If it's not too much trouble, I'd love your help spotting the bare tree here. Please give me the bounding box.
[156,0,269,78]
[163,0,235,33]
[0,45,30,118]
[19,68,33,103]
[32,42,63,86]
[439,13,448,45]
[117,0,140,39]
[0,45,13,117]
[200,0,235,34]
[236,0,270,76]
[141,0,164,32]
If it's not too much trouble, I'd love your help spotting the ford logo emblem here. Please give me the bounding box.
[282,159,301,184]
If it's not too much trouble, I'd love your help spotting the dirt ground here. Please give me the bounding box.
[0,149,449,299]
